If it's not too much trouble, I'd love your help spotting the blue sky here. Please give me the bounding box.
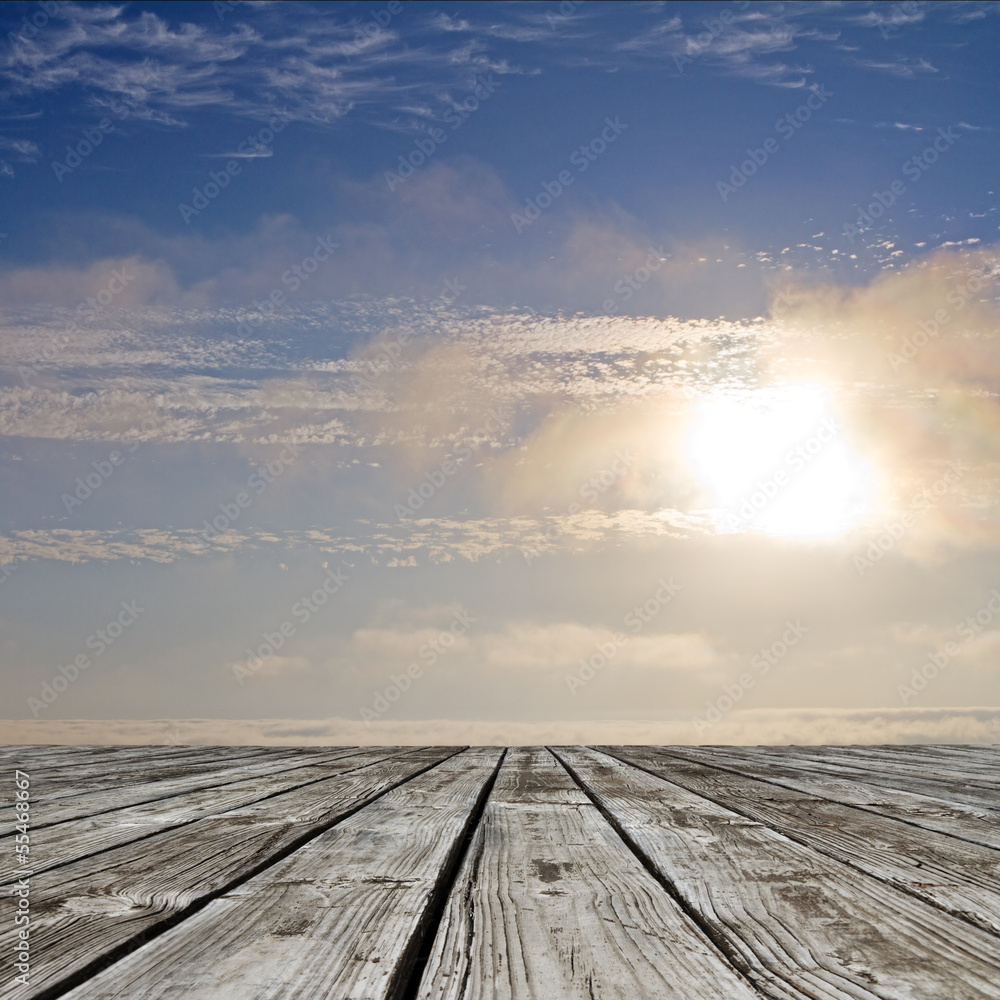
[1,1,998,744]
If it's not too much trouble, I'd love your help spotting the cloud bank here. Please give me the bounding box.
[2,707,997,746]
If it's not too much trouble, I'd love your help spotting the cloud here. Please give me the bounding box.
[473,623,722,674]
[0,512,707,569]
[2,707,997,745]
[0,137,39,160]
[0,2,521,129]
[2,244,998,561]
[853,56,938,77]
[228,653,310,680]
[0,158,775,317]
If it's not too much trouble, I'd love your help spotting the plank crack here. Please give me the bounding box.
[551,747,795,1000]
[392,748,507,1000]
[29,747,469,1000]
[640,746,1000,940]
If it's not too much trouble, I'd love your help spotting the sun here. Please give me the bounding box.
[686,384,872,538]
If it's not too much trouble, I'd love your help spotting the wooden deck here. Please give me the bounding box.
[2,745,999,999]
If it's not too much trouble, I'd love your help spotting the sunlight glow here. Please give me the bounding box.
[687,384,872,538]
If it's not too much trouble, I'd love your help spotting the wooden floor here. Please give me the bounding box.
[2,745,999,999]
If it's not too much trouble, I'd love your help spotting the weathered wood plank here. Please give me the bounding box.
[11,747,362,821]
[665,745,1000,852]
[874,745,1000,775]
[0,747,365,836]
[608,746,1000,937]
[417,747,761,1000]
[557,746,1000,1000]
[777,746,1000,789]
[746,746,1000,792]
[0,746,461,1000]
[740,747,1000,809]
[5,746,283,810]
[14,747,282,801]
[0,747,418,887]
[57,749,503,1000]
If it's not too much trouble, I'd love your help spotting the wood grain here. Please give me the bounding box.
[417,746,761,1000]
[0,747,418,887]
[661,745,1000,851]
[741,745,1000,809]
[58,748,503,1000]
[0,746,459,1000]
[556,746,1000,1000]
[608,746,1000,937]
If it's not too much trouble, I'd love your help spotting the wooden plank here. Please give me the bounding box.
[608,746,1000,937]
[6,746,283,811]
[665,746,1000,852]
[556,746,1000,1000]
[782,746,1000,789]
[700,745,1000,820]
[664,747,1000,850]
[748,747,1000,804]
[417,747,761,1000]
[0,746,460,1000]
[57,748,503,1000]
[9,747,362,821]
[0,747,366,836]
[16,745,280,787]
[874,745,1000,775]
[0,747,419,887]
[0,745,108,770]
[1,746,293,839]
[24,745,292,791]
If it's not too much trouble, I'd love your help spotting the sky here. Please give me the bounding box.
[0,0,998,745]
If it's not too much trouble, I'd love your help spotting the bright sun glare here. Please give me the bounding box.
[687,384,872,538]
